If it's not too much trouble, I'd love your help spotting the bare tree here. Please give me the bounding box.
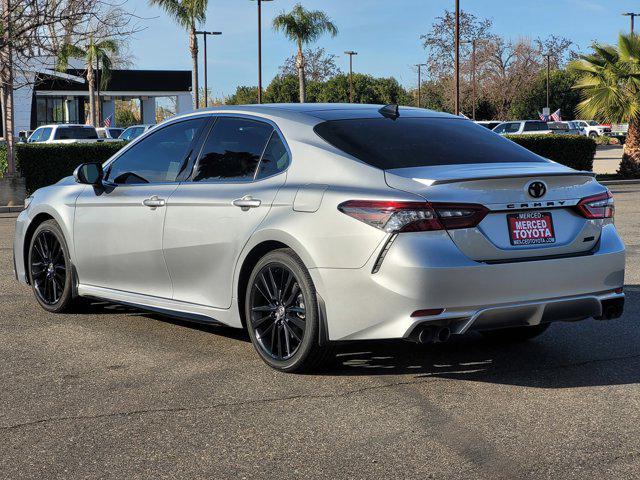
[279,47,341,82]
[0,0,141,175]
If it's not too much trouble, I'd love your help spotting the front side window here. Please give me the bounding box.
[314,117,549,170]
[28,128,43,143]
[193,117,273,182]
[504,122,521,133]
[106,118,207,184]
[256,133,290,179]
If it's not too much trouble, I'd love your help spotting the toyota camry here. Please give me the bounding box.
[13,104,626,372]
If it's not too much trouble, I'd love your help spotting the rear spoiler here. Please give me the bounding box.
[426,170,595,186]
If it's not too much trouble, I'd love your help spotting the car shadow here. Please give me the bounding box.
[82,288,640,389]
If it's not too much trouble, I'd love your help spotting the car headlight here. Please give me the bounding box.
[24,195,33,209]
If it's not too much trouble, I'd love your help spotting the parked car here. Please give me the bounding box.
[548,121,584,136]
[26,124,99,144]
[119,124,154,141]
[14,104,625,372]
[608,123,628,144]
[475,120,502,130]
[575,120,611,138]
[492,120,552,135]
[96,127,125,140]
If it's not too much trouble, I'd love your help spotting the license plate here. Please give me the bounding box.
[507,211,556,246]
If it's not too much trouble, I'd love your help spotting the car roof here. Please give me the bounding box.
[192,103,459,122]
[36,124,95,129]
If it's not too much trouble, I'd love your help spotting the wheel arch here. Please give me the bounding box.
[234,231,317,330]
[22,212,56,284]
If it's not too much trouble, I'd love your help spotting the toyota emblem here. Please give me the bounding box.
[527,181,547,199]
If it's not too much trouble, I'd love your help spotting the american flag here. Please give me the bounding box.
[103,114,113,128]
[550,109,562,122]
[539,111,550,121]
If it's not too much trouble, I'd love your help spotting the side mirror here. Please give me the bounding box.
[74,163,103,186]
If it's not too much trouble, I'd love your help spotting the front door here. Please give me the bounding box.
[74,117,209,298]
[163,116,290,308]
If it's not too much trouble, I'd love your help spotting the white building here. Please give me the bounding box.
[3,67,193,137]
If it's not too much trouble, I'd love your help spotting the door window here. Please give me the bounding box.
[192,117,273,182]
[504,122,521,134]
[106,118,207,184]
[256,132,290,179]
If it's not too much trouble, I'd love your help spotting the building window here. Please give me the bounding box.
[36,96,79,125]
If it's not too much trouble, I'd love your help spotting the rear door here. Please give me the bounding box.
[163,116,289,308]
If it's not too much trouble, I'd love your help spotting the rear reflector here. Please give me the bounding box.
[575,191,614,219]
[615,287,623,294]
[338,200,488,233]
[411,308,445,318]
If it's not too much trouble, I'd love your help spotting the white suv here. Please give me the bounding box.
[575,120,611,138]
[27,124,99,144]
[492,120,552,136]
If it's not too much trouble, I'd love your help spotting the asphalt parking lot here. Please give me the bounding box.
[1,184,639,480]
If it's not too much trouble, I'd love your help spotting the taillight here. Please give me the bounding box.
[575,191,614,219]
[338,200,488,233]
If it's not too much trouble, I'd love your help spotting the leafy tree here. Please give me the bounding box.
[149,0,208,109]
[316,74,409,105]
[278,47,341,82]
[225,86,259,105]
[272,3,338,103]
[264,74,302,103]
[509,69,581,120]
[570,33,640,177]
[57,37,119,126]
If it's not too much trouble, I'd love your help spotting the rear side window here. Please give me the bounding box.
[314,118,548,170]
[193,117,273,182]
[256,133,289,179]
[54,127,98,140]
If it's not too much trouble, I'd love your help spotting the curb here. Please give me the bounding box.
[0,206,23,214]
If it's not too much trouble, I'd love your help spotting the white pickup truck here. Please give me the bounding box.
[574,120,611,138]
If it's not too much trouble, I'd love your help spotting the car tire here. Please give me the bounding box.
[245,248,334,373]
[589,131,598,138]
[28,219,83,313]
[480,323,550,342]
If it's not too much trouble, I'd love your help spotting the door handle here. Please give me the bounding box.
[232,195,261,211]
[143,195,166,209]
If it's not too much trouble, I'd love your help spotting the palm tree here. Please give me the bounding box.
[570,33,640,177]
[149,0,207,109]
[57,38,119,126]
[273,3,338,103]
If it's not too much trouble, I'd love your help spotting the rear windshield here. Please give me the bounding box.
[314,117,549,169]
[54,127,98,140]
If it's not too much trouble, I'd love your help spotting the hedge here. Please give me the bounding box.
[16,142,126,194]
[0,144,6,178]
[506,134,596,171]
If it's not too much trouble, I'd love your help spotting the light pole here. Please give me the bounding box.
[623,12,640,33]
[461,39,485,120]
[543,53,552,110]
[195,30,222,107]
[454,0,460,115]
[414,63,427,108]
[345,51,358,103]
[252,0,274,104]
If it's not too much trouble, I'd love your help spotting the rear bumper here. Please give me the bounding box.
[311,224,625,341]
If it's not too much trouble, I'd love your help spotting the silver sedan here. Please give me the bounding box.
[13,104,625,372]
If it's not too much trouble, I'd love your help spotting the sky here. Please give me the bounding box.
[125,0,640,98]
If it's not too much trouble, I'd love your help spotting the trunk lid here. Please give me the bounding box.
[385,162,607,262]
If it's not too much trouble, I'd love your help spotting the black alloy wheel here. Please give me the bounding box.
[30,229,66,305]
[250,263,307,360]
[245,248,334,372]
